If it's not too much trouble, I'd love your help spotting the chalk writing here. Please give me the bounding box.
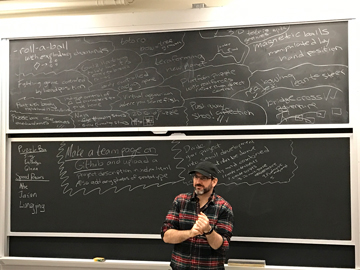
[12,144,49,215]
[9,22,348,129]
[10,138,351,238]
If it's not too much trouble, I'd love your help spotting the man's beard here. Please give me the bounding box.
[194,184,212,195]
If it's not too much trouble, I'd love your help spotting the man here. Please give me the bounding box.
[161,161,234,270]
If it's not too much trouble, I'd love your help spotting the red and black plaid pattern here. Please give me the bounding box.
[161,192,234,270]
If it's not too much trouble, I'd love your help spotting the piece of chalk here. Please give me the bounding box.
[93,257,105,262]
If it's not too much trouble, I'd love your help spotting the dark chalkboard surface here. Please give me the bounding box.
[9,21,349,130]
[8,237,355,268]
[10,135,351,240]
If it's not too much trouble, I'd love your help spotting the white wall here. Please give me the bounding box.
[0,0,358,38]
[0,0,359,269]
[0,26,8,270]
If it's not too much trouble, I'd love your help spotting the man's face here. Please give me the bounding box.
[192,173,214,195]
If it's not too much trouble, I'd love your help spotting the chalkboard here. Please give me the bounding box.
[8,237,355,268]
[10,135,351,240]
[9,21,349,130]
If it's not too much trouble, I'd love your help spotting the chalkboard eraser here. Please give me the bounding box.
[93,257,106,262]
[228,259,266,267]
[169,132,186,136]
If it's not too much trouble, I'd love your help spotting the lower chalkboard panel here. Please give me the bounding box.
[9,237,355,268]
[10,136,351,240]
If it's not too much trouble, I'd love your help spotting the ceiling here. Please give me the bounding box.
[0,0,234,18]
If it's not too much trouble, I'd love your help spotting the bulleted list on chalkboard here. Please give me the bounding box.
[11,137,351,240]
[14,144,49,214]
[9,21,348,130]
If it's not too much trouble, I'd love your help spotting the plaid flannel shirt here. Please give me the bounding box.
[161,192,234,270]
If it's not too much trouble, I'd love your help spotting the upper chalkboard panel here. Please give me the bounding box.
[9,21,348,130]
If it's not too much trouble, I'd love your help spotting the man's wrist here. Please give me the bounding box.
[203,227,214,235]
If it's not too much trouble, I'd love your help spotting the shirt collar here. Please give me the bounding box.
[191,190,216,203]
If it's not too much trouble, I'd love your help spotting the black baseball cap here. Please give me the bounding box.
[188,161,219,179]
